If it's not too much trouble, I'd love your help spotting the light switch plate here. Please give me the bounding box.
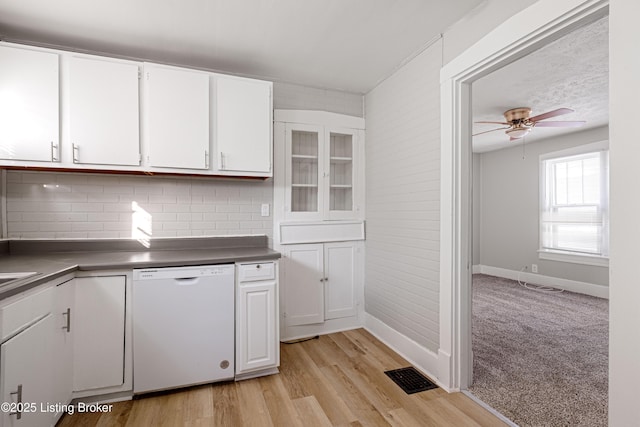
[261,204,270,217]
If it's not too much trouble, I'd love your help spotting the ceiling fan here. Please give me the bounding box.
[473,107,586,140]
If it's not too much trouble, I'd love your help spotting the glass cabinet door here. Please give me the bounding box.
[328,132,353,213]
[287,125,323,218]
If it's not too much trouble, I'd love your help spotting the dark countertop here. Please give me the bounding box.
[0,236,280,300]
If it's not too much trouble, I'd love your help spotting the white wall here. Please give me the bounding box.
[273,82,363,117]
[364,39,442,353]
[474,126,609,286]
[609,0,640,423]
[442,0,533,65]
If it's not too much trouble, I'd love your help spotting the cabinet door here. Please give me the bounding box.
[283,244,324,326]
[1,315,54,427]
[285,123,324,221]
[73,276,126,391]
[237,281,278,374]
[324,242,358,320]
[52,279,74,418]
[0,45,59,162]
[325,128,358,220]
[215,76,272,175]
[144,64,209,169]
[68,56,140,165]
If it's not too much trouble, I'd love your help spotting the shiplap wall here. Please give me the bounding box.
[364,39,442,352]
[3,83,363,241]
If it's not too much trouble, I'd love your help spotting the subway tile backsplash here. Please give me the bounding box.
[6,171,273,242]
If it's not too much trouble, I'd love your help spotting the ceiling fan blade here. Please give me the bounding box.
[472,127,510,136]
[529,107,574,122]
[475,121,510,125]
[534,120,586,128]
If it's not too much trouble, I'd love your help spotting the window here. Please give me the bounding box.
[539,142,609,265]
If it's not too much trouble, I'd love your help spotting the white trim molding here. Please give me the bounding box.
[538,250,609,267]
[476,265,609,299]
[364,313,448,391]
[439,0,609,390]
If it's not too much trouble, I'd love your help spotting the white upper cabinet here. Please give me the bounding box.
[144,63,210,170]
[214,76,272,176]
[0,44,59,162]
[0,43,273,177]
[68,55,140,166]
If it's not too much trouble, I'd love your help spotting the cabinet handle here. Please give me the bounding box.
[50,141,59,162]
[62,307,71,332]
[256,264,261,269]
[220,152,226,170]
[9,384,22,420]
[72,144,79,163]
[320,278,325,282]
[205,150,209,168]
[324,277,329,281]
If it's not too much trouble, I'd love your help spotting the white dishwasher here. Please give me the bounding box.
[132,264,235,394]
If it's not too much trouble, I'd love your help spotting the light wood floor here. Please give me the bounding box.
[58,329,507,426]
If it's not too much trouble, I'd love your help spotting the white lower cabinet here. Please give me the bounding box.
[235,262,279,378]
[52,279,74,420]
[72,276,126,392]
[282,241,362,334]
[1,315,55,427]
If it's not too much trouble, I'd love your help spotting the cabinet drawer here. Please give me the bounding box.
[0,286,54,341]
[237,262,275,282]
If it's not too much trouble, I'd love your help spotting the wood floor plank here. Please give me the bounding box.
[445,393,509,427]
[57,329,509,427]
[320,363,392,427]
[292,396,333,427]
[258,374,305,427]
[95,400,132,427]
[183,385,213,422]
[288,341,358,425]
[386,407,430,427]
[210,382,242,427]
[235,378,274,427]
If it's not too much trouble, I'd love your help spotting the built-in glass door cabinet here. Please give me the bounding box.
[143,63,210,170]
[68,55,141,166]
[214,76,272,176]
[285,123,361,221]
[0,43,59,163]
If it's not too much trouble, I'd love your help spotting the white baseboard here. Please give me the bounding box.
[364,313,450,392]
[476,265,609,299]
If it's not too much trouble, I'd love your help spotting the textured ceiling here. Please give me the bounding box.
[0,0,483,94]
[472,16,609,153]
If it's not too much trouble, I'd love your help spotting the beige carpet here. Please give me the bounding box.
[469,274,608,427]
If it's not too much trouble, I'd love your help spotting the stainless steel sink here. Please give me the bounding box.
[0,272,39,286]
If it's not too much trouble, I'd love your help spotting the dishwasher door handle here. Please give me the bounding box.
[174,277,201,286]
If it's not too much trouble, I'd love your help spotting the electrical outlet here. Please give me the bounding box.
[531,264,538,273]
[261,204,270,217]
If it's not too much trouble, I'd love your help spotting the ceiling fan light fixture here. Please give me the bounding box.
[505,127,531,139]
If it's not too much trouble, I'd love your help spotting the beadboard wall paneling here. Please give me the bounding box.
[273,82,363,117]
[5,171,273,241]
[364,39,442,352]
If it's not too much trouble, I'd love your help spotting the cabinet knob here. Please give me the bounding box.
[320,278,324,282]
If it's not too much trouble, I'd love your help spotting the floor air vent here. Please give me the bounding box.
[384,367,438,394]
